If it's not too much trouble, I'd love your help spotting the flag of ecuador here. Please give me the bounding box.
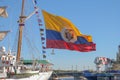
[42,10,96,52]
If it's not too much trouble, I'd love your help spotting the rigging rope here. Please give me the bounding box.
[23,23,41,60]
[23,30,38,59]
[12,27,19,52]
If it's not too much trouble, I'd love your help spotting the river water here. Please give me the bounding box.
[49,76,77,80]
[58,77,74,80]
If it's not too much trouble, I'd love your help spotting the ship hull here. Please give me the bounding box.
[2,71,52,80]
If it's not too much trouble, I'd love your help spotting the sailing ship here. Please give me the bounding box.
[0,0,53,80]
[0,0,96,80]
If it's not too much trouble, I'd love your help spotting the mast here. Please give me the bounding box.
[16,0,26,62]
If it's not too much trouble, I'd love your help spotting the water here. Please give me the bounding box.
[58,77,74,80]
[49,77,75,80]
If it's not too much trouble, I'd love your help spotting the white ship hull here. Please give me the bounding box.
[1,71,52,80]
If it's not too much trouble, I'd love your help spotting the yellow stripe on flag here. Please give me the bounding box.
[42,10,93,42]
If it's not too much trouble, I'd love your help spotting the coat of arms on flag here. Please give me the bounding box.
[61,28,77,43]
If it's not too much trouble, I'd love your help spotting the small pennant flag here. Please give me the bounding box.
[34,0,37,4]
[42,50,46,53]
[41,37,45,40]
[40,29,44,31]
[38,19,42,23]
[39,24,42,26]
[42,46,46,49]
[40,33,44,36]
[43,54,46,58]
[42,42,44,44]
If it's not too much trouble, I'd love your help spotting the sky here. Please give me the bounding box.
[0,0,120,71]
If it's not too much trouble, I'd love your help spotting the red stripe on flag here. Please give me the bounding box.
[46,39,96,52]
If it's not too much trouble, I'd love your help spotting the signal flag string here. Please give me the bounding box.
[32,0,46,58]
